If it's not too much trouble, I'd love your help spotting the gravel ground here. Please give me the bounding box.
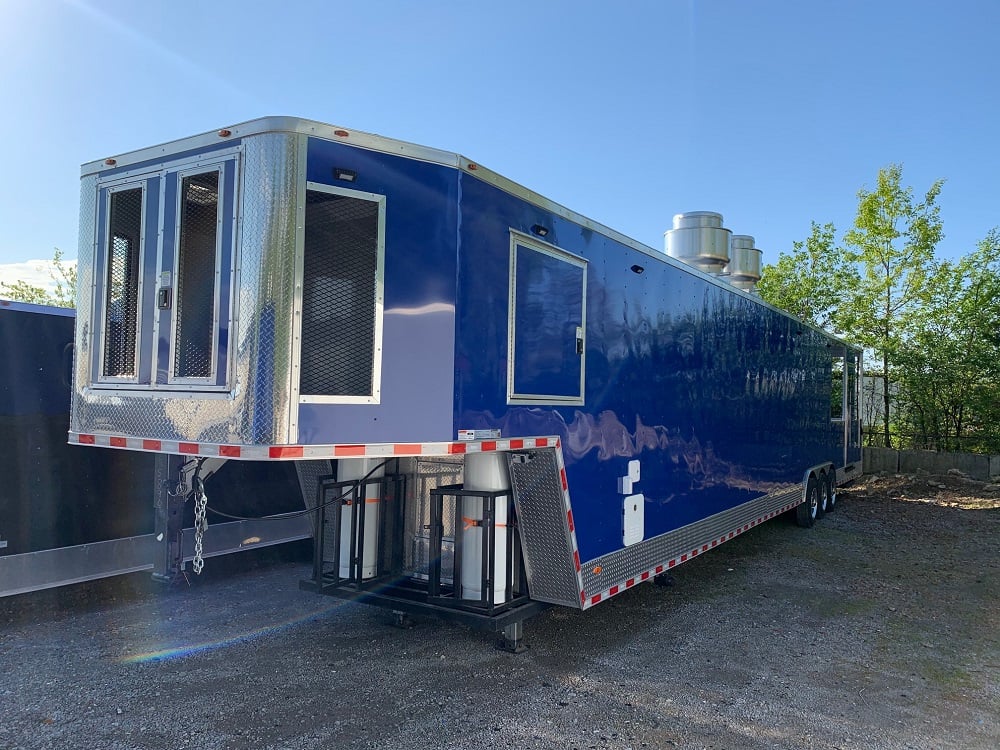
[2,472,998,750]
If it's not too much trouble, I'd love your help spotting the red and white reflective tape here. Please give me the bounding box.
[579,500,801,610]
[69,432,561,460]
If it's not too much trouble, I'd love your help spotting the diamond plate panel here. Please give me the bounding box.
[236,133,301,444]
[581,484,803,594]
[71,175,98,432]
[507,449,581,607]
[294,460,334,511]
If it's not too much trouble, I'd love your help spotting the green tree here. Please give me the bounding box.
[896,230,1000,451]
[838,164,944,448]
[0,250,76,308]
[757,221,850,330]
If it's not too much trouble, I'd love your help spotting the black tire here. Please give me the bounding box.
[796,475,819,528]
[823,469,837,512]
[816,471,828,519]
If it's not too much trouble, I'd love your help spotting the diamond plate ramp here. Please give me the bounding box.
[507,449,581,608]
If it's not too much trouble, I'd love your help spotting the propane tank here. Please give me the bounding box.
[460,452,509,604]
[338,457,383,580]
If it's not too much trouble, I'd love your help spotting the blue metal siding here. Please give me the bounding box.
[296,138,460,444]
[455,173,851,561]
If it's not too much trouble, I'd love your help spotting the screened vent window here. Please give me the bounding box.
[102,188,143,378]
[299,188,382,398]
[173,171,220,380]
[508,236,587,405]
[831,354,845,419]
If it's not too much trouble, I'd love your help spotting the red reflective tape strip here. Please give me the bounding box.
[393,443,421,455]
[179,442,199,454]
[509,439,524,449]
[581,591,587,605]
[702,544,709,552]
[219,445,242,457]
[567,510,575,532]
[143,439,161,451]
[610,585,620,595]
[534,438,548,447]
[334,445,367,457]
[641,571,650,581]
[481,441,497,452]
[78,434,96,444]
[573,550,581,571]
[447,442,467,454]
[655,565,664,574]
[560,468,568,491]
[626,578,635,588]
[110,436,127,447]
[269,446,303,459]
[590,594,602,605]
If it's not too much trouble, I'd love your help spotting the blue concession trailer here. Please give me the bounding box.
[69,117,862,647]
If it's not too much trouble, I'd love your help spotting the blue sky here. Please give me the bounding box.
[1,0,997,287]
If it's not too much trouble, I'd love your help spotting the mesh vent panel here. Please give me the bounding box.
[173,171,220,379]
[102,188,143,378]
[300,190,379,396]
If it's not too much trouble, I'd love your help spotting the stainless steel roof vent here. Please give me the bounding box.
[725,234,762,292]
[664,211,731,276]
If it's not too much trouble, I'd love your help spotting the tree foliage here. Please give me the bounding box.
[760,164,1000,453]
[755,221,849,330]
[0,250,76,308]
[838,164,944,448]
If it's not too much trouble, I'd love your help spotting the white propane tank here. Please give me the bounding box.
[460,452,510,604]
[337,458,383,580]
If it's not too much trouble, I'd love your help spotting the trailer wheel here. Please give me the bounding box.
[795,476,819,528]
[816,471,828,520]
[823,470,837,512]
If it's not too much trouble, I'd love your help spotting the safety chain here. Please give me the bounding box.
[192,490,208,574]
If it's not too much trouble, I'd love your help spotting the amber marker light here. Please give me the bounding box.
[334,130,349,137]
[593,565,603,575]
[218,129,232,137]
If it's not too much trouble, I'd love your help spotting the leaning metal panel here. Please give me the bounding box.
[581,484,803,595]
[506,449,581,607]
[73,133,302,445]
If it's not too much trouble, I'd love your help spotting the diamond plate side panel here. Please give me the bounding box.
[235,133,301,444]
[294,460,334,511]
[72,134,302,445]
[507,449,581,607]
[71,175,98,432]
[581,484,803,595]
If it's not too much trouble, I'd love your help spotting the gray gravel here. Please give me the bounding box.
[2,477,997,750]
